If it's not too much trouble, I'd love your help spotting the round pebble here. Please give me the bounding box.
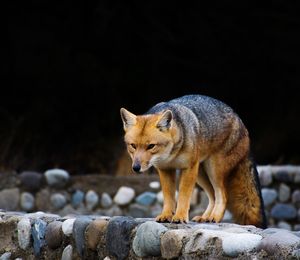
[85,190,99,210]
[278,183,290,202]
[19,171,43,192]
[101,192,113,208]
[17,218,31,250]
[44,168,70,188]
[113,186,135,206]
[133,221,168,257]
[271,203,297,220]
[73,217,92,256]
[45,221,63,249]
[62,218,76,236]
[0,188,20,211]
[61,245,73,260]
[71,190,85,208]
[261,188,277,207]
[20,192,35,211]
[149,181,160,189]
[136,192,157,206]
[50,193,67,210]
[85,219,108,250]
[32,219,47,256]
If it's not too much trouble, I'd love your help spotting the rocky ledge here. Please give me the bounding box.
[1,212,300,259]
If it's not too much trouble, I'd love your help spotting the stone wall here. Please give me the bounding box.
[1,212,300,259]
[1,166,300,232]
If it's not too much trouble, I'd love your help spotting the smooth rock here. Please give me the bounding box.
[71,190,85,208]
[273,170,294,183]
[257,166,273,186]
[258,230,300,254]
[106,216,138,260]
[32,219,47,256]
[136,191,156,206]
[128,203,149,218]
[271,203,297,220]
[101,192,113,208]
[0,252,11,260]
[161,229,189,259]
[61,245,73,260]
[133,221,168,257]
[50,193,67,210]
[17,217,31,250]
[104,205,123,217]
[278,183,290,202]
[20,192,35,211]
[19,171,43,191]
[85,190,99,210]
[73,217,92,256]
[44,168,70,188]
[35,189,50,211]
[0,188,20,211]
[59,205,78,217]
[222,233,262,257]
[45,221,63,249]
[261,188,277,207]
[85,219,108,250]
[113,186,135,206]
[277,221,292,230]
[292,190,300,206]
[149,181,160,189]
[62,218,76,236]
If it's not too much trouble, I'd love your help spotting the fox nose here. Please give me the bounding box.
[132,163,141,173]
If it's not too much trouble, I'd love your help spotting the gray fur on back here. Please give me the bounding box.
[146,95,238,140]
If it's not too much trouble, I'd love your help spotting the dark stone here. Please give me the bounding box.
[128,203,149,218]
[273,171,294,183]
[19,171,43,192]
[106,216,138,260]
[271,203,297,220]
[72,217,92,257]
[45,221,63,249]
[71,190,85,208]
[32,219,47,256]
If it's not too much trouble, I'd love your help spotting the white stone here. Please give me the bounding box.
[17,218,31,250]
[62,218,76,236]
[103,257,111,260]
[113,186,135,206]
[61,244,73,260]
[85,190,99,210]
[222,233,262,257]
[44,168,70,187]
[0,252,11,260]
[149,181,160,189]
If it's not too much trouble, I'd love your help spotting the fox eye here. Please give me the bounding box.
[130,143,136,149]
[146,144,155,150]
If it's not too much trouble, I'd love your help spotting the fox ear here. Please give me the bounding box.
[120,108,137,131]
[157,110,173,131]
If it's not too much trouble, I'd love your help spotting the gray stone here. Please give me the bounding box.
[44,168,70,188]
[106,216,138,260]
[50,193,67,210]
[294,224,300,231]
[35,189,50,211]
[20,192,35,211]
[62,218,76,236]
[136,192,157,206]
[45,221,63,249]
[133,221,168,257]
[273,170,294,183]
[292,190,300,206]
[271,203,297,220]
[85,190,99,210]
[19,171,43,192]
[71,190,84,208]
[257,166,273,186]
[58,205,78,217]
[150,203,163,218]
[113,186,135,206]
[61,245,73,260]
[17,217,31,250]
[278,183,290,202]
[257,229,300,254]
[128,203,149,218]
[0,252,11,260]
[32,219,47,256]
[104,205,123,217]
[101,192,113,208]
[0,188,20,211]
[261,188,277,207]
[277,221,292,230]
[222,233,262,257]
[73,217,92,257]
[161,229,189,259]
[295,172,300,183]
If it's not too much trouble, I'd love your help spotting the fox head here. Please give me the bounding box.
[120,108,180,173]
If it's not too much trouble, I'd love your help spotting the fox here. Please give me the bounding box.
[120,94,267,228]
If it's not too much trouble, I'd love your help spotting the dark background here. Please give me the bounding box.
[1,2,300,174]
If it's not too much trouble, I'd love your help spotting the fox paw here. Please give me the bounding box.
[171,215,188,224]
[155,213,173,223]
[192,215,209,223]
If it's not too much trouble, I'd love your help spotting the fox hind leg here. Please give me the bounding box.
[192,166,215,222]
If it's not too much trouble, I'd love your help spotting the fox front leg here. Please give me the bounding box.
[155,169,176,223]
[172,163,199,223]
